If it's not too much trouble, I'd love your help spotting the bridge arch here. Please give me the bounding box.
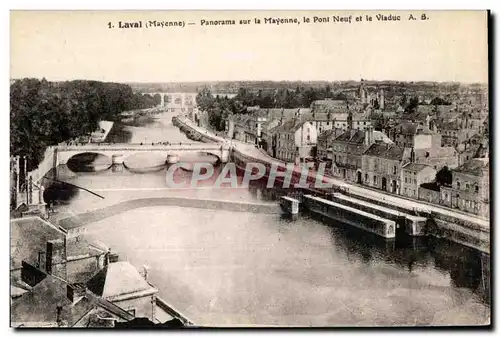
[56,143,230,171]
[65,152,113,172]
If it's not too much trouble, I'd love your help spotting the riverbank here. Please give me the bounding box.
[174,116,490,254]
[36,108,490,327]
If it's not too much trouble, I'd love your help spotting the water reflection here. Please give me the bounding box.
[66,153,112,173]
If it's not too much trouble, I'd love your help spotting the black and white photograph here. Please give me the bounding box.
[9,10,491,328]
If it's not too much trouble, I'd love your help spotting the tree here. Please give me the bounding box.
[430,97,451,105]
[153,93,162,106]
[405,97,419,113]
[10,78,156,171]
[435,166,452,186]
[196,87,215,112]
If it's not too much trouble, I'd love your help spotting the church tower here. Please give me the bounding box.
[347,110,353,130]
[379,88,385,110]
[359,79,366,104]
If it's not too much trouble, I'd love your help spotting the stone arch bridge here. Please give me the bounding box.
[142,92,197,107]
[55,142,231,166]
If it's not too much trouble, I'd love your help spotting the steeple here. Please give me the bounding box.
[359,79,366,104]
[347,110,353,130]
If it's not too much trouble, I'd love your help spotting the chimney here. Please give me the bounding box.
[46,239,67,279]
[37,251,46,271]
[108,251,119,264]
[364,126,374,146]
[56,306,63,327]
[67,283,86,304]
[139,266,149,281]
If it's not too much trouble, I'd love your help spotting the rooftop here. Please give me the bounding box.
[402,163,435,173]
[395,121,432,136]
[317,128,344,142]
[363,143,404,161]
[11,274,93,327]
[454,158,489,177]
[86,261,158,302]
[10,217,66,271]
[273,119,309,134]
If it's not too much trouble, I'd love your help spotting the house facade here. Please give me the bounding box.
[400,163,437,199]
[440,158,489,218]
[316,128,344,161]
[361,143,408,194]
[274,120,317,164]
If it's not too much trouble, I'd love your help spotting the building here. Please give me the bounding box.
[390,121,436,149]
[361,142,408,194]
[11,267,129,327]
[310,99,349,114]
[440,158,490,218]
[390,120,457,170]
[11,257,172,327]
[440,116,485,147]
[87,261,159,322]
[307,111,373,135]
[316,128,344,161]
[274,120,317,164]
[232,114,254,143]
[400,163,437,199]
[259,118,281,152]
[330,127,392,184]
[10,217,107,284]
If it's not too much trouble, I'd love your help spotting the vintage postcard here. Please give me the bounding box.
[9,10,490,328]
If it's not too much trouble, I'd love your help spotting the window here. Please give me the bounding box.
[307,135,310,141]
[413,190,416,196]
[393,166,397,175]
[365,173,368,181]
[404,188,407,194]
[326,122,330,126]
[374,176,378,184]
[466,183,469,190]
[457,181,461,189]
[475,185,479,193]
[405,177,407,183]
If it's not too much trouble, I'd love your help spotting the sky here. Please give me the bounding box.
[10,10,488,83]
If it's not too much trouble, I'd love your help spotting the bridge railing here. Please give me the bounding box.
[54,142,228,152]
[56,141,208,148]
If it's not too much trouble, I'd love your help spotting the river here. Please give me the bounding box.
[47,108,490,327]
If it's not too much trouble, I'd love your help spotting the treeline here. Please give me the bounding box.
[10,78,156,171]
[196,86,347,131]
[130,80,472,94]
